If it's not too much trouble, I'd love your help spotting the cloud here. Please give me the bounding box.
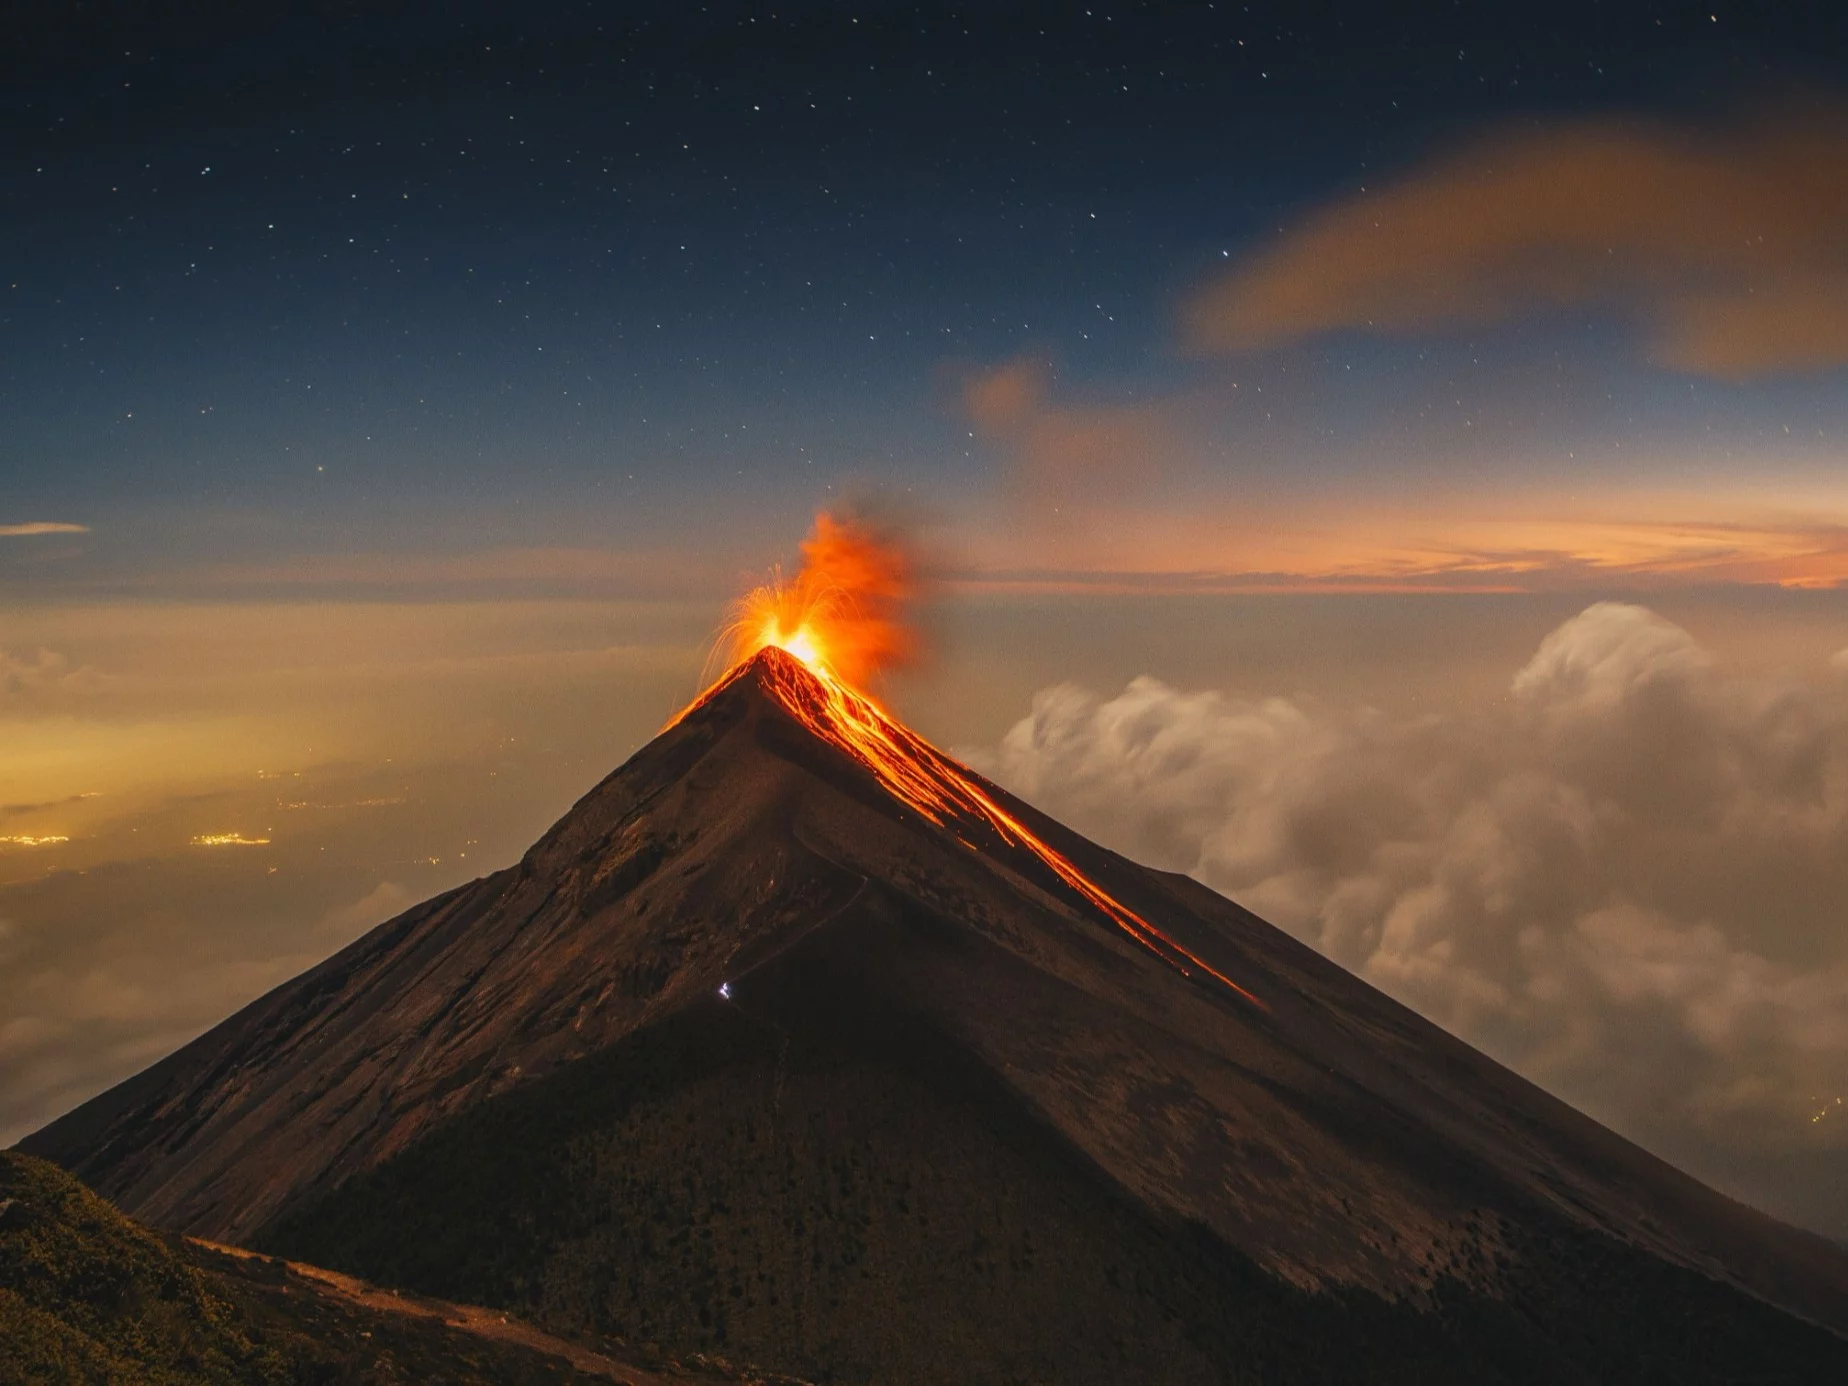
[0,795,100,821]
[962,356,1171,501]
[0,522,89,537]
[316,880,413,943]
[0,648,104,703]
[978,603,1848,1229]
[147,545,721,600]
[963,356,1048,434]
[1184,104,1848,377]
[948,483,1848,594]
[0,749,530,1148]
[955,357,1848,593]
[0,855,329,1145]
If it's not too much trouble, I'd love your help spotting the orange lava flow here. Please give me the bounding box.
[674,512,1260,1008]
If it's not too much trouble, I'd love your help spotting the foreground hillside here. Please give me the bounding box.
[0,1150,804,1385]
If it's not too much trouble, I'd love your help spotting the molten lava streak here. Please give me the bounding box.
[677,512,1262,1010]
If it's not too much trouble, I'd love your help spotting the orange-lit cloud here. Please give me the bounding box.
[963,356,1171,500]
[963,356,1048,434]
[951,500,1848,594]
[1244,510,1848,591]
[1184,103,1848,377]
[0,522,89,537]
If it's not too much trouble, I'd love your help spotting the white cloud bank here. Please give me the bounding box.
[979,603,1848,1220]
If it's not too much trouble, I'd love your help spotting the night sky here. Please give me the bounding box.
[6,3,1848,1238]
[13,2,1848,580]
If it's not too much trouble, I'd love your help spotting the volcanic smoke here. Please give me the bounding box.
[684,511,1261,1008]
[721,510,918,687]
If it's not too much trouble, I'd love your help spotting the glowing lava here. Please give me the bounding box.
[719,510,915,687]
[679,512,1261,1009]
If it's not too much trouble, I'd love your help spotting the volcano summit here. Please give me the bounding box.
[20,646,1848,1382]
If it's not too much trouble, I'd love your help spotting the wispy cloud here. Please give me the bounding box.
[964,356,1173,501]
[0,522,89,537]
[101,545,725,602]
[1184,101,1848,378]
[953,474,1848,593]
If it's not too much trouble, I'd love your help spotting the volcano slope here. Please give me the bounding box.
[21,647,1848,1383]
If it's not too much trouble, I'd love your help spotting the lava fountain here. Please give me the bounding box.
[679,511,1260,1008]
[719,509,917,686]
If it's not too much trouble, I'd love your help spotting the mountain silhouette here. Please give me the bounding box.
[21,647,1848,1382]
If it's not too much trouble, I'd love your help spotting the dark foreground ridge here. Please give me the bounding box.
[0,1149,804,1384]
[20,649,1848,1382]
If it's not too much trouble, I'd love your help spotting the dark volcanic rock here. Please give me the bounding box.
[19,649,1848,1381]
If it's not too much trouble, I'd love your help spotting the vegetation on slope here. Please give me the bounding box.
[261,985,1848,1386]
[0,1148,778,1384]
[0,1149,285,1384]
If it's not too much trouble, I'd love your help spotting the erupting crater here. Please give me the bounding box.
[684,644,1263,1007]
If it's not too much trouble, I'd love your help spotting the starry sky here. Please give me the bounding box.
[6,2,1848,1236]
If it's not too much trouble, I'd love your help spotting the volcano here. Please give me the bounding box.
[20,647,1848,1382]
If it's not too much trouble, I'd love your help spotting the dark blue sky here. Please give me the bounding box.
[9,1,1846,579]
